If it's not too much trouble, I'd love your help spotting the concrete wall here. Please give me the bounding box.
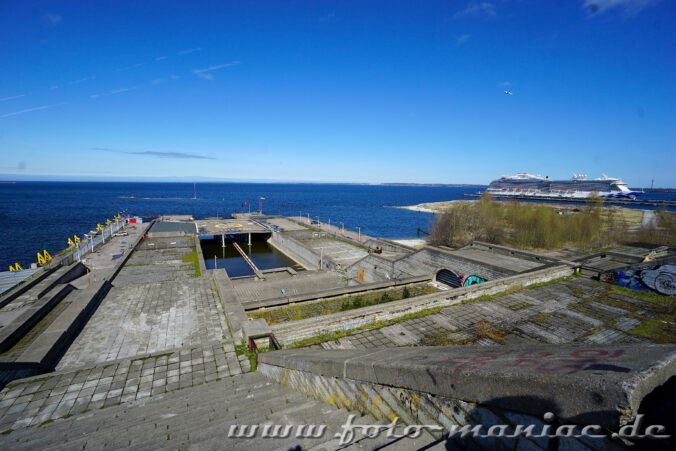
[260,344,676,449]
[243,275,431,310]
[393,248,513,280]
[0,284,76,353]
[346,246,516,285]
[272,265,574,345]
[0,221,148,387]
[470,241,563,265]
[194,235,207,275]
[269,232,321,270]
[345,255,396,284]
[363,238,414,254]
[0,267,55,309]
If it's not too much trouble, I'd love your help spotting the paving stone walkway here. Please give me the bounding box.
[57,278,227,370]
[309,277,663,350]
[234,270,347,306]
[0,342,248,432]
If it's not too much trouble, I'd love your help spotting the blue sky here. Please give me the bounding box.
[0,0,674,186]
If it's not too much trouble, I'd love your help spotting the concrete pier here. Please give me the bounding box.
[0,213,673,450]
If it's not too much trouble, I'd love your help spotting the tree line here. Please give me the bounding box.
[430,194,675,250]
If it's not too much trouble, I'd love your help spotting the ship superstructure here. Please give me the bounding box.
[486,173,640,199]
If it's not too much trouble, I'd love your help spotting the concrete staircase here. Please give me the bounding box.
[0,371,418,450]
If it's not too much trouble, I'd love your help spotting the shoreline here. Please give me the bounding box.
[389,200,472,214]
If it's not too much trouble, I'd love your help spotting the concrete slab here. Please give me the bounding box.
[195,219,267,236]
[261,343,676,429]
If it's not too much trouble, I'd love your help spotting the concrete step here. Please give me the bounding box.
[6,375,286,445]
[0,371,402,451]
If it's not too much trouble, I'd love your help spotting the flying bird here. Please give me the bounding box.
[503,90,513,96]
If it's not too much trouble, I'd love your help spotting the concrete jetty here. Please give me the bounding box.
[0,213,673,449]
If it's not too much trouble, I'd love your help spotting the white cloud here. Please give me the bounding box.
[116,63,143,72]
[319,13,337,23]
[583,0,661,15]
[90,86,140,98]
[192,61,240,81]
[0,103,64,119]
[455,2,496,18]
[456,34,471,45]
[92,147,216,160]
[45,14,62,25]
[177,47,202,55]
[155,56,168,61]
[0,94,26,102]
[498,81,511,86]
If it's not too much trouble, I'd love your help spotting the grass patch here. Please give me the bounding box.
[249,283,437,325]
[287,305,447,348]
[608,285,676,311]
[5,375,52,388]
[420,330,473,346]
[628,315,676,344]
[284,275,578,348]
[474,320,508,344]
[430,194,676,250]
[234,340,257,372]
[528,312,550,326]
[181,248,201,277]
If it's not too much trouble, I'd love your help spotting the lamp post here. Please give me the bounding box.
[340,222,344,235]
[357,226,361,243]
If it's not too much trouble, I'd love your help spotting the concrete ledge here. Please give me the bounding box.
[0,267,52,309]
[470,241,567,265]
[269,232,318,270]
[4,224,147,374]
[0,284,75,352]
[0,262,87,311]
[38,262,88,298]
[260,343,676,429]
[272,264,574,344]
[17,280,113,370]
[212,269,248,342]
[243,274,431,310]
[194,235,208,275]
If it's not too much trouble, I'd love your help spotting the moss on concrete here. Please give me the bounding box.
[628,315,676,344]
[181,248,201,277]
[249,283,437,325]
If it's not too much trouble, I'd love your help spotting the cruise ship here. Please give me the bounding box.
[485,173,641,200]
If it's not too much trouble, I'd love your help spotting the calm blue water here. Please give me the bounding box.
[0,182,673,270]
[0,182,475,269]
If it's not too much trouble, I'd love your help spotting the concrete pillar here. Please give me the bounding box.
[222,234,225,248]
[248,233,252,246]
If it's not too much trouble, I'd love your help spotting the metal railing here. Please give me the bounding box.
[48,220,128,268]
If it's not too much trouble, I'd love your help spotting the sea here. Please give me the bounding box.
[0,181,674,270]
[0,182,477,269]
